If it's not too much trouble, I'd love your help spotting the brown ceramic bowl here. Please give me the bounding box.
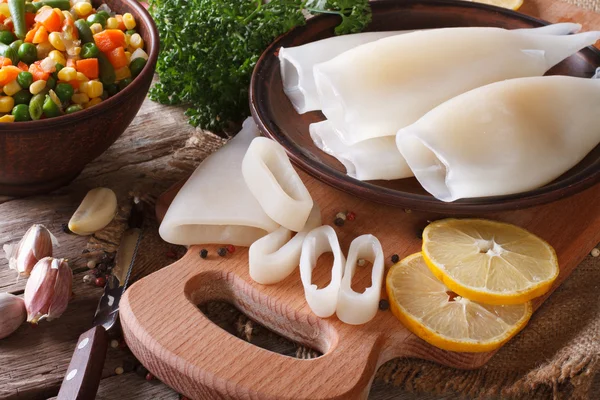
[0,0,158,196]
[250,0,600,213]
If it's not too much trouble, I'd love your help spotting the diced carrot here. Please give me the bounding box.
[93,29,125,52]
[25,12,36,28]
[32,25,48,44]
[29,62,50,81]
[4,19,13,32]
[0,57,12,67]
[17,61,28,71]
[106,47,127,69]
[76,58,98,79]
[34,6,62,32]
[0,15,5,24]
[24,24,40,43]
[115,15,126,31]
[66,58,76,68]
[0,65,23,85]
[65,80,79,90]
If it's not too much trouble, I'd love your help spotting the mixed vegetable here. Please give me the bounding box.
[0,0,148,122]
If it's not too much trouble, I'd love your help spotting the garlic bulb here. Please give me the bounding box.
[0,293,26,339]
[24,258,73,323]
[3,224,57,277]
[68,188,118,235]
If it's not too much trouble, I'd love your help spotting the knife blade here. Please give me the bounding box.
[57,198,144,400]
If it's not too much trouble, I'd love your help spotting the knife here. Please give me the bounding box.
[57,198,144,400]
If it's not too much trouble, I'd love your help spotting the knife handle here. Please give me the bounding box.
[57,325,109,400]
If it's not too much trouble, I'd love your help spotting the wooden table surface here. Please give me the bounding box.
[2,1,600,399]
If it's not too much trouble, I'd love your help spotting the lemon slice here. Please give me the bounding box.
[422,219,559,305]
[469,0,523,11]
[386,253,532,352]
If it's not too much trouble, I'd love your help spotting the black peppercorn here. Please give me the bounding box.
[391,254,400,263]
[217,247,227,257]
[200,249,208,259]
[62,223,72,234]
[334,217,345,227]
[135,364,148,378]
[379,299,390,311]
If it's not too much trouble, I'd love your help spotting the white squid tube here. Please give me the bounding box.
[249,205,322,285]
[159,118,279,246]
[242,137,313,232]
[336,235,384,325]
[300,225,345,318]
[314,27,600,145]
[309,120,413,181]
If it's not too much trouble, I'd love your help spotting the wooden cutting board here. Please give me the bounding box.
[119,1,600,399]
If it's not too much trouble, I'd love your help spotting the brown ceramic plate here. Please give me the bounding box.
[250,0,600,213]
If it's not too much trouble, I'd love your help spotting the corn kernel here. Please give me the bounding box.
[0,114,15,123]
[87,80,103,98]
[78,81,90,96]
[130,48,148,61]
[0,96,14,113]
[124,51,131,64]
[106,17,119,30]
[114,66,131,81]
[58,67,76,82]
[0,3,10,18]
[71,93,89,104]
[48,50,67,66]
[123,13,136,30]
[74,2,92,18]
[71,46,81,56]
[30,80,47,95]
[48,32,66,51]
[128,33,144,50]
[76,72,88,82]
[90,23,103,35]
[3,80,21,96]
[62,10,74,21]
[84,97,102,109]
[36,42,53,59]
[124,34,130,47]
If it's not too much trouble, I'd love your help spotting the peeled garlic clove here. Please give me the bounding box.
[3,224,57,277]
[24,257,73,323]
[68,188,117,235]
[336,234,384,325]
[299,225,345,318]
[0,293,26,339]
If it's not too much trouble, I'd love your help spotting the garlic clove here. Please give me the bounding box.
[68,187,118,235]
[3,224,57,277]
[24,258,71,323]
[0,293,26,340]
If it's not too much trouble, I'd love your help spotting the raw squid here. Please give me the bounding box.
[159,118,279,246]
[242,137,313,232]
[249,205,322,285]
[310,120,412,181]
[395,75,600,202]
[336,235,384,325]
[314,27,600,145]
[280,23,580,114]
[300,225,345,318]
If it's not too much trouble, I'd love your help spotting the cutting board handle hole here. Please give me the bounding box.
[185,271,337,356]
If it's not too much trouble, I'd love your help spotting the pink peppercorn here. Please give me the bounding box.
[226,245,235,253]
[95,276,106,287]
[347,211,356,221]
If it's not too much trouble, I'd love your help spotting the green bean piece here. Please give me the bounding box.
[17,42,36,64]
[24,2,36,13]
[87,13,107,28]
[55,82,74,103]
[0,31,15,46]
[54,62,64,73]
[12,103,31,121]
[0,43,18,65]
[129,58,146,78]
[65,104,83,114]
[31,0,71,11]
[42,94,61,118]
[8,0,26,40]
[97,53,116,86]
[126,29,136,36]
[12,90,32,105]
[96,10,110,20]
[28,93,45,120]
[75,19,94,44]
[81,42,100,59]
[17,71,33,89]
[46,76,56,89]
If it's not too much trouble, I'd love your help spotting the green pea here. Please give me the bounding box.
[65,104,83,114]
[118,78,132,91]
[9,40,23,55]
[86,13,107,28]
[81,42,99,59]
[12,90,32,105]
[29,93,45,120]
[126,29,136,36]
[17,71,33,89]
[46,76,56,90]
[129,58,146,78]
[18,43,37,64]
[105,83,118,96]
[55,82,74,103]
[97,10,111,20]
[0,31,15,46]
[12,104,31,121]
[42,94,61,118]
